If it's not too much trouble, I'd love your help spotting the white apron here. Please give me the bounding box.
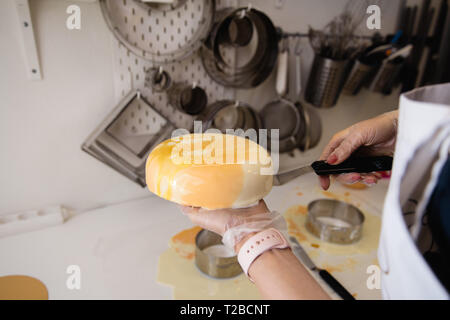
[378,83,450,299]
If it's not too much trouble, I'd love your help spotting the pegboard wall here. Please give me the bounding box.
[108,0,402,163]
[110,0,239,131]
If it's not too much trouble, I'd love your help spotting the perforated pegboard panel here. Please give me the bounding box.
[110,0,238,131]
[106,95,168,156]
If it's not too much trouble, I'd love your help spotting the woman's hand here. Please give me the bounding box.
[180,200,270,235]
[180,200,273,251]
[181,201,330,299]
[319,110,398,190]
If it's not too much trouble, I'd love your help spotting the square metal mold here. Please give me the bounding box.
[82,90,177,187]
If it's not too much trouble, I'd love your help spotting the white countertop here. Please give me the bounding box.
[0,173,389,299]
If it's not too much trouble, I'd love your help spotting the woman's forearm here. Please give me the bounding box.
[235,235,330,300]
[250,248,330,299]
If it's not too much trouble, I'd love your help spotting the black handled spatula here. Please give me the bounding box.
[273,156,393,186]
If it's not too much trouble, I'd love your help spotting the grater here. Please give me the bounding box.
[82,90,177,187]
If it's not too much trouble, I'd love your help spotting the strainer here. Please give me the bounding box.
[260,99,306,153]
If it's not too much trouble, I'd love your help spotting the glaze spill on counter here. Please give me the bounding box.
[157,226,260,299]
[284,203,380,256]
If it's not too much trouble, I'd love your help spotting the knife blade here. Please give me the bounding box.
[289,236,355,300]
[273,166,313,186]
[273,155,393,186]
[289,236,317,270]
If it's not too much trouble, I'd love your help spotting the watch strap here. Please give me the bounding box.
[237,228,290,281]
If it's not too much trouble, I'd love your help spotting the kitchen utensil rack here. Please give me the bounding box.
[110,0,236,131]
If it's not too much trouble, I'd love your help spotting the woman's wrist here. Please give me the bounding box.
[234,232,257,253]
[223,208,286,250]
[234,228,291,281]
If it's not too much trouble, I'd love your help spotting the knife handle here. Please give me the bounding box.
[311,156,393,176]
[318,269,355,300]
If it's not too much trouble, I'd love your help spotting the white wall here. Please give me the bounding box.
[0,0,404,216]
[0,0,149,215]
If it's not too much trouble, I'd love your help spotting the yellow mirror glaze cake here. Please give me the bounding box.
[145,133,273,209]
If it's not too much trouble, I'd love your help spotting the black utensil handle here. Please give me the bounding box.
[311,156,393,176]
[318,269,355,300]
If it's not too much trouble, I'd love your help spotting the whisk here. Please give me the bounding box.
[342,0,371,30]
[309,0,378,60]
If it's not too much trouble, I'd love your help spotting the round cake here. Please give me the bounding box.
[145,133,273,209]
